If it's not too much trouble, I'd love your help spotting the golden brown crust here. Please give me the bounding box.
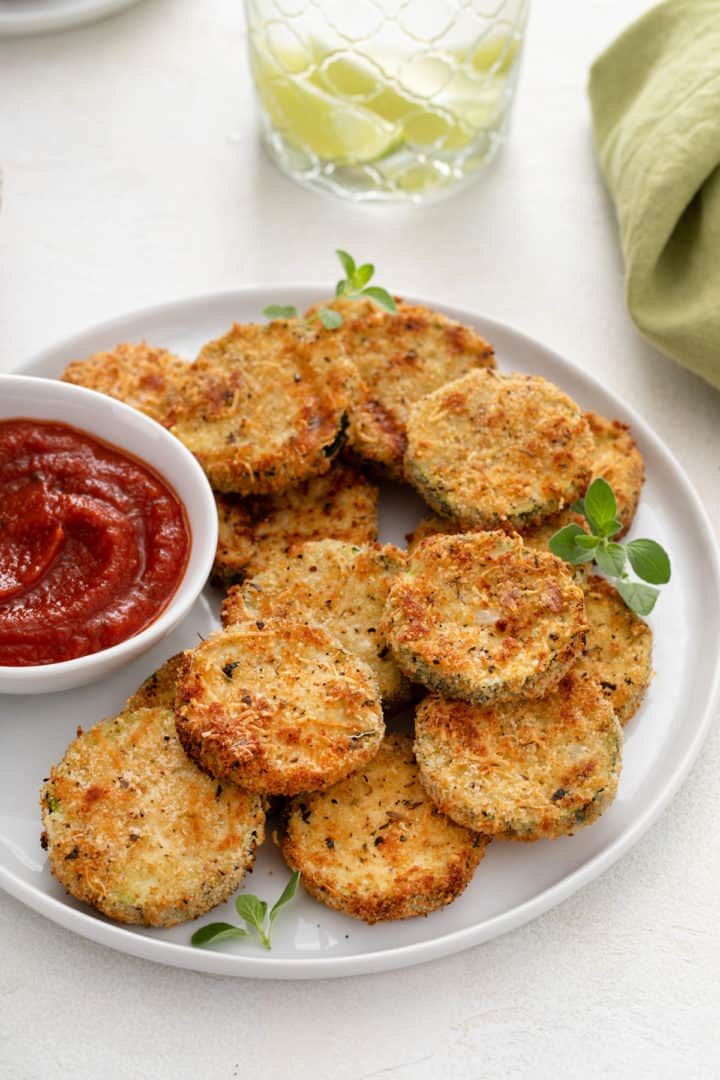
[123,653,184,712]
[405,513,468,553]
[222,540,411,706]
[414,672,622,841]
[577,575,653,726]
[175,619,384,796]
[585,412,645,537]
[381,531,588,705]
[40,705,265,927]
[61,342,188,426]
[211,494,255,588]
[170,321,356,495]
[211,466,378,587]
[282,733,488,923]
[305,300,495,479]
[404,370,595,529]
[406,509,590,556]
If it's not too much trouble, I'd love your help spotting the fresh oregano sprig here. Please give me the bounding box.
[263,249,396,330]
[549,477,671,616]
[191,870,301,951]
[333,249,396,313]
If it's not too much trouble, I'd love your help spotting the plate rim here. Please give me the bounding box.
[0,0,141,37]
[2,284,719,979]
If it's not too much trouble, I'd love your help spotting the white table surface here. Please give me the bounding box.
[1,1,719,1077]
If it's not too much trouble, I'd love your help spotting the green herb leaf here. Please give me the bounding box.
[268,870,301,933]
[191,922,249,948]
[354,263,374,289]
[190,871,301,952]
[550,478,668,614]
[235,893,270,948]
[318,306,343,330]
[625,538,671,585]
[583,477,617,533]
[600,518,624,539]
[549,524,596,564]
[573,534,599,550]
[335,249,356,279]
[235,892,268,929]
[615,581,660,616]
[263,304,298,320]
[47,794,60,813]
[594,541,626,578]
[361,286,397,312]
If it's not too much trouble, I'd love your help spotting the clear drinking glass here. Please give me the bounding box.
[244,0,529,204]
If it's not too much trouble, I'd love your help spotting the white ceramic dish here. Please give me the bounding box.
[1,287,718,979]
[0,0,140,37]
[0,374,217,694]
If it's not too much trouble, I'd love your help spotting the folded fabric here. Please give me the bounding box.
[588,0,720,390]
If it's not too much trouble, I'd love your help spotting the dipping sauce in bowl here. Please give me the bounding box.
[0,418,190,667]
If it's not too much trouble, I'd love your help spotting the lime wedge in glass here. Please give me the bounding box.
[252,51,401,164]
[250,33,517,164]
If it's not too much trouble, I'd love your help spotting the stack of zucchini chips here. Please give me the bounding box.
[43,300,652,929]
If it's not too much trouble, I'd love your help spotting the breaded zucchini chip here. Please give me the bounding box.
[381,532,587,705]
[123,652,184,712]
[518,509,588,554]
[406,513,465,554]
[405,509,589,556]
[585,412,645,537]
[40,705,265,927]
[175,619,384,796]
[61,342,187,426]
[414,672,622,841]
[306,300,495,478]
[282,733,488,923]
[222,540,410,706]
[404,370,594,529]
[577,575,653,726]
[212,494,256,587]
[211,466,378,587]
[170,321,356,495]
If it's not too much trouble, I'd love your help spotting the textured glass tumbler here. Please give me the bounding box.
[244,0,529,204]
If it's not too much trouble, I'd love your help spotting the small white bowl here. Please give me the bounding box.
[0,374,217,694]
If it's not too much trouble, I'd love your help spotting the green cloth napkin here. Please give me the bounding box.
[588,0,720,390]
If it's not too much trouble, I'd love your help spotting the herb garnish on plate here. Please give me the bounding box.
[191,871,301,951]
[264,249,396,330]
[549,477,671,615]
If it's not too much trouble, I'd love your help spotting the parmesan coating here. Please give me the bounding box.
[406,512,467,554]
[306,299,495,478]
[40,705,265,927]
[212,495,256,587]
[585,412,645,537]
[406,509,588,554]
[414,672,622,841]
[381,531,588,705]
[404,369,594,529]
[175,619,384,796]
[170,320,357,495]
[576,575,653,725]
[123,653,184,712]
[211,466,378,587]
[222,540,411,706]
[61,342,187,426]
[282,733,488,923]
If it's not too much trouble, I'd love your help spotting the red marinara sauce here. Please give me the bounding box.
[0,419,190,666]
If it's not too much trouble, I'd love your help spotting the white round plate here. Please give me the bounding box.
[0,0,140,37]
[1,287,718,980]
